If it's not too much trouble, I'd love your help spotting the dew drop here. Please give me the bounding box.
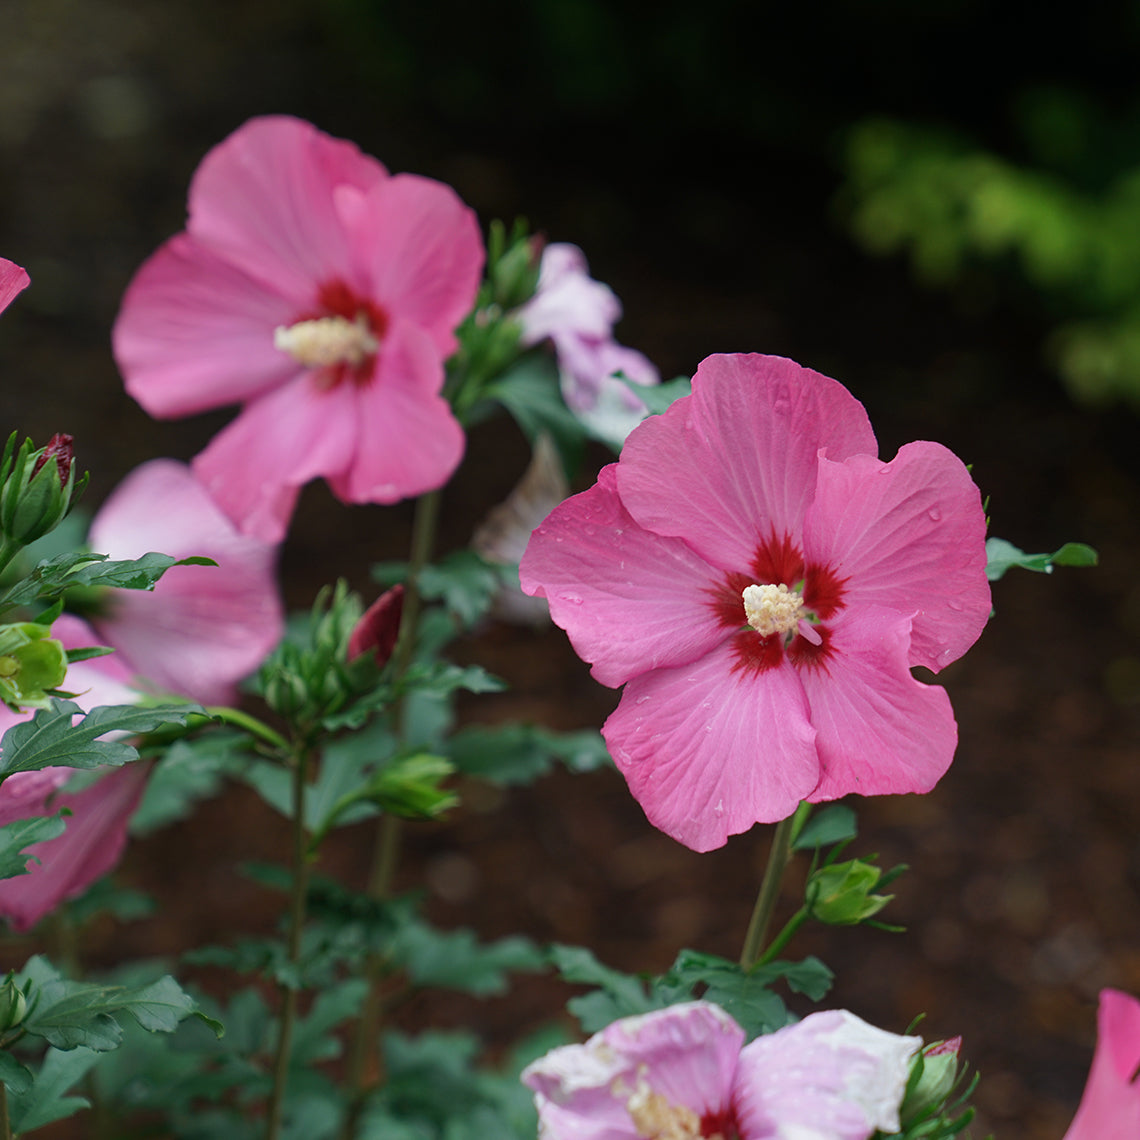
[927,507,942,522]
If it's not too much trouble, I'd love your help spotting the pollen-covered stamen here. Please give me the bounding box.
[742,582,806,638]
[274,314,379,369]
[619,1075,705,1140]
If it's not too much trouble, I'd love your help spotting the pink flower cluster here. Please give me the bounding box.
[522,353,991,851]
[114,115,484,542]
[518,242,659,446]
[522,1001,922,1140]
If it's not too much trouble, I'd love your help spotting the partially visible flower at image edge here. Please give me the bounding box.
[520,353,991,851]
[517,242,660,448]
[0,615,145,931]
[86,458,284,705]
[1063,988,1140,1140]
[521,1000,921,1140]
[113,115,484,542]
[0,257,30,314]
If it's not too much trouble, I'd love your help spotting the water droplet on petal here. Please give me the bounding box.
[927,507,942,522]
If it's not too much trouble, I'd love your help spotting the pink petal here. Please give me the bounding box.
[1063,990,1140,1140]
[618,354,878,572]
[797,606,958,803]
[520,465,728,689]
[803,442,990,673]
[522,1002,744,1140]
[113,232,304,418]
[0,257,30,314]
[192,373,358,542]
[324,320,465,505]
[734,1010,921,1140]
[0,762,149,932]
[187,115,387,301]
[605,641,818,851]
[517,243,621,346]
[357,174,485,358]
[88,460,283,705]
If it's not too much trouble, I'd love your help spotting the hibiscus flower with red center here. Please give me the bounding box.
[113,115,484,542]
[520,353,990,851]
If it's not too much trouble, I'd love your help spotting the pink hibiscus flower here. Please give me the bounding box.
[113,115,484,541]
[1064,989,1140,1140]
[517,242,660,447]
[87,458,283,705]
[0,615,145,931]
[520,353,990,851]
[522,1001,921,1140]
[0,257,30,314]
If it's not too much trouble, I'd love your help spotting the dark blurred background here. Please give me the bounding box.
[3,2,1140,1136]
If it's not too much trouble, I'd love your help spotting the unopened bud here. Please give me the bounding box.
[0,621,68,710]
[0,432,81,548]
[806,858,893,926]
[348,585,404,668]
[0,976,28,1032]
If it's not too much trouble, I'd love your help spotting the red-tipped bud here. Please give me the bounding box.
[348,585,404,668]
[31,433,74,486]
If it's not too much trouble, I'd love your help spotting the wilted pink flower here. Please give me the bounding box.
[113,115,484,541]
[521,353,990,851]
[1064,989,1140,1140]
[0,615,145,931]
[87,459,283,705]
[517,242,659,447]
[0,258,30,314]
[522,1002,921,1140]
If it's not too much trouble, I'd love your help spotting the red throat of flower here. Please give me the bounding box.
[275,279,390,391]
[708,530,847,676]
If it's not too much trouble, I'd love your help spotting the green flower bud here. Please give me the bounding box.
[900,1039,963,1123]
[0,432,80,549]
[806,857,893,925]
[0,621,68,710]
[0,975,28,1032]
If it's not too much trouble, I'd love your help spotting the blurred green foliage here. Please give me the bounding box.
[841,89,1140,405]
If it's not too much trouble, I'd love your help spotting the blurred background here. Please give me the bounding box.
[2,1,1140,1136]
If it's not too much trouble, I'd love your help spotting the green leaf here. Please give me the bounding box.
[984,536,1099,581]
[623,374,692,416]
[792,803,858,850]
[5,1046,98,1132]
[548,946,657,1032]
[0,811,68,880]
[0,1050,33,1094]
[291,979,370,1066]
[0,699,206,777]
[447,723,611,785]
[391,924,545,995]
[418,550,502,629]
[0,551,218,614]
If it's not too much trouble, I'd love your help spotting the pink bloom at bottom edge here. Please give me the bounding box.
[0,615,146,931]
[521,1001,921,1140]
[1063,989,1140,1140]
[0,257,30,314]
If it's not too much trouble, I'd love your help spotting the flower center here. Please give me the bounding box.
[624,1078,704,1140]
[274,314,379,369]
[742,582,805,638]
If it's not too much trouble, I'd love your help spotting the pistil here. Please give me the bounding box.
[274,314,378,369]
[742,582,806,638]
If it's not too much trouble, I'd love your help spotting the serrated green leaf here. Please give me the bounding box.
[291,979,370,1066]
[5,1046,98,1132]
[447,723,610,785]
[624,374,692,416]
[0,700,206,777]
[548,945,656,1031]
[419,550,502,628]
[0,811,68,880]
[392,924,544,995]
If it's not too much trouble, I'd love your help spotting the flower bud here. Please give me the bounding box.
[900,1038,964,1123]
[348,585,404,668]
[0,620,68,710]
[0,432,80,548]
[0,975,28,1032]
[806,857,893,926]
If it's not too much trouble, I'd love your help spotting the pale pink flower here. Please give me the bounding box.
[0,615,144,931]
[520,353,990,851]
[113,115,484,541]
[0,257,30,314]
[87,459,283,705]
[521,1002,921,1140]
[518,242,659,447]
[1063,989,1140,1140]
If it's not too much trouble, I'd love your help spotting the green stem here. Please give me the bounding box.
[740,812,800,970]
[389,488,441,688]
[264,745,312,1140]
[756,906,809,966]
[205,706,290,753]
[0,1078,10,1140]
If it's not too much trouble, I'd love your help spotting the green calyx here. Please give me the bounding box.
[0,620,68,710]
